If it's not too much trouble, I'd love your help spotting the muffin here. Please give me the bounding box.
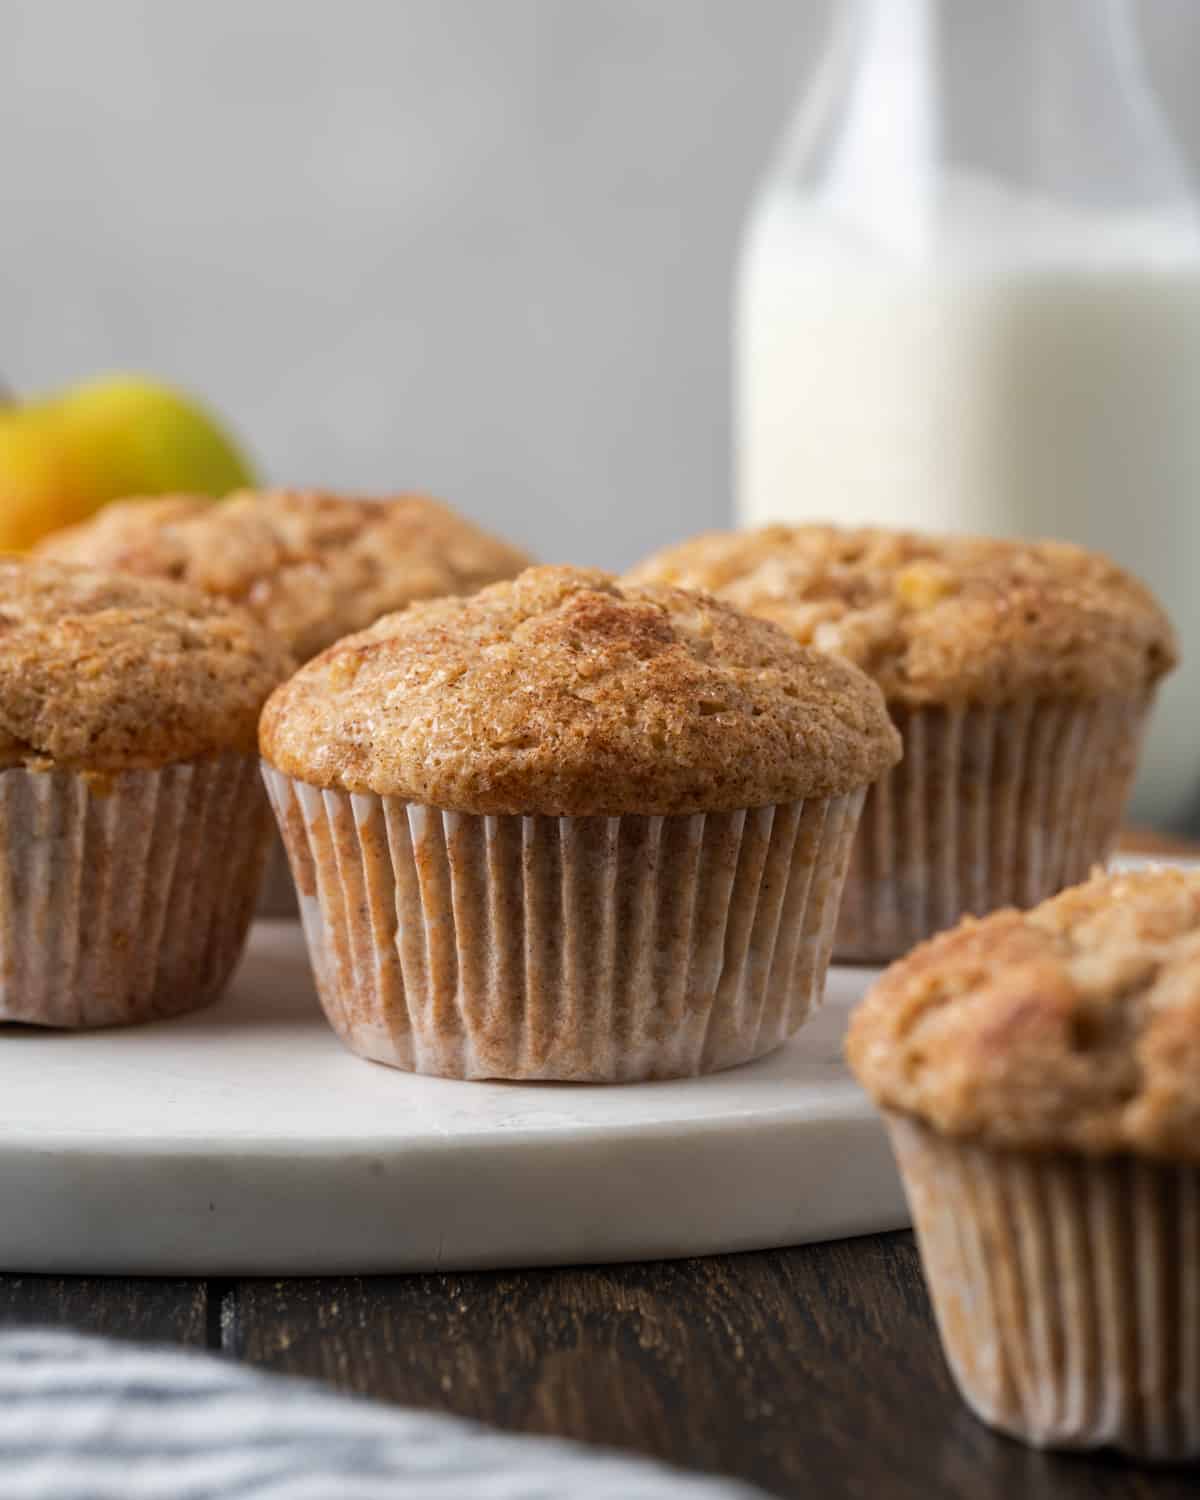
[847,866,1200,1459]
[259,565,900,1081]
[40,488,531,913]
[629,526,1177,962]
[36,487,532,661]
[0,561,290,1028]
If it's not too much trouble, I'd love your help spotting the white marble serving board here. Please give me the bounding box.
[0,920,908,1274]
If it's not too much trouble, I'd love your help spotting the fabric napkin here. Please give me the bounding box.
[0,1330,765,1499]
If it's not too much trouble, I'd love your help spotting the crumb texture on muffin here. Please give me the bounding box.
[847,866,1200,1161]
[260,565,901,814]
[36,488,531,661]
[628,525,1177,705]
[0,560,290,769]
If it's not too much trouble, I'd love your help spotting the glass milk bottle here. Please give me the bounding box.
[736,0,1200,829]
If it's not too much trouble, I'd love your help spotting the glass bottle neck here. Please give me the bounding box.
[784,0,1194,247]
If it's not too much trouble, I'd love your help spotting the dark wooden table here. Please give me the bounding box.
[2,831,1195,1500]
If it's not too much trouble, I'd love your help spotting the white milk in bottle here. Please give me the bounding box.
[737,0,1200,828]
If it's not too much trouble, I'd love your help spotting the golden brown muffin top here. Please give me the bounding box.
[627,525,1176,707]
[36,488,531,662]
[847,866,1200,1162]
[0,560,291,770]
[260,565,901,814]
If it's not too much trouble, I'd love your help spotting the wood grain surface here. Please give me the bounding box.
[225,1238,1196,1500]
[1119,827,1200,858]
[0,1275,209,1346]
[3,1241,1196,1498]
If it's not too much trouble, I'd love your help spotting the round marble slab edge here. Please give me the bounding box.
[0,925,907,1275]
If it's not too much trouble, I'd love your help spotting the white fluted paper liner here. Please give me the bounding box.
[888,1113,1200,1460]
[835,695,1151,963]
[0,753,271,1029]
[263,768,864,1081]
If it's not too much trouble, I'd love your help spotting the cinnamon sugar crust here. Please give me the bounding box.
[37,488,531,661]
[0,560,290,769]
[260,565,901,814]
[627,525,1177,707]
[847,866,1200,1161]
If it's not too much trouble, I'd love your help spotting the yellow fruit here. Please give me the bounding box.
[0,374,256,552]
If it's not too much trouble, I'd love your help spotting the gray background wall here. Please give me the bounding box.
[4,1,1199,571]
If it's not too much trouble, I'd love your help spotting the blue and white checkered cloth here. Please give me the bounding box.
[0,1330,764,1499]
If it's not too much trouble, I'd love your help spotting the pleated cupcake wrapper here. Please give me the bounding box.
[834,695,1151,963]
[887,1113,1200,1460]
[0,754,271,1029]
[262,768,864,1081]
